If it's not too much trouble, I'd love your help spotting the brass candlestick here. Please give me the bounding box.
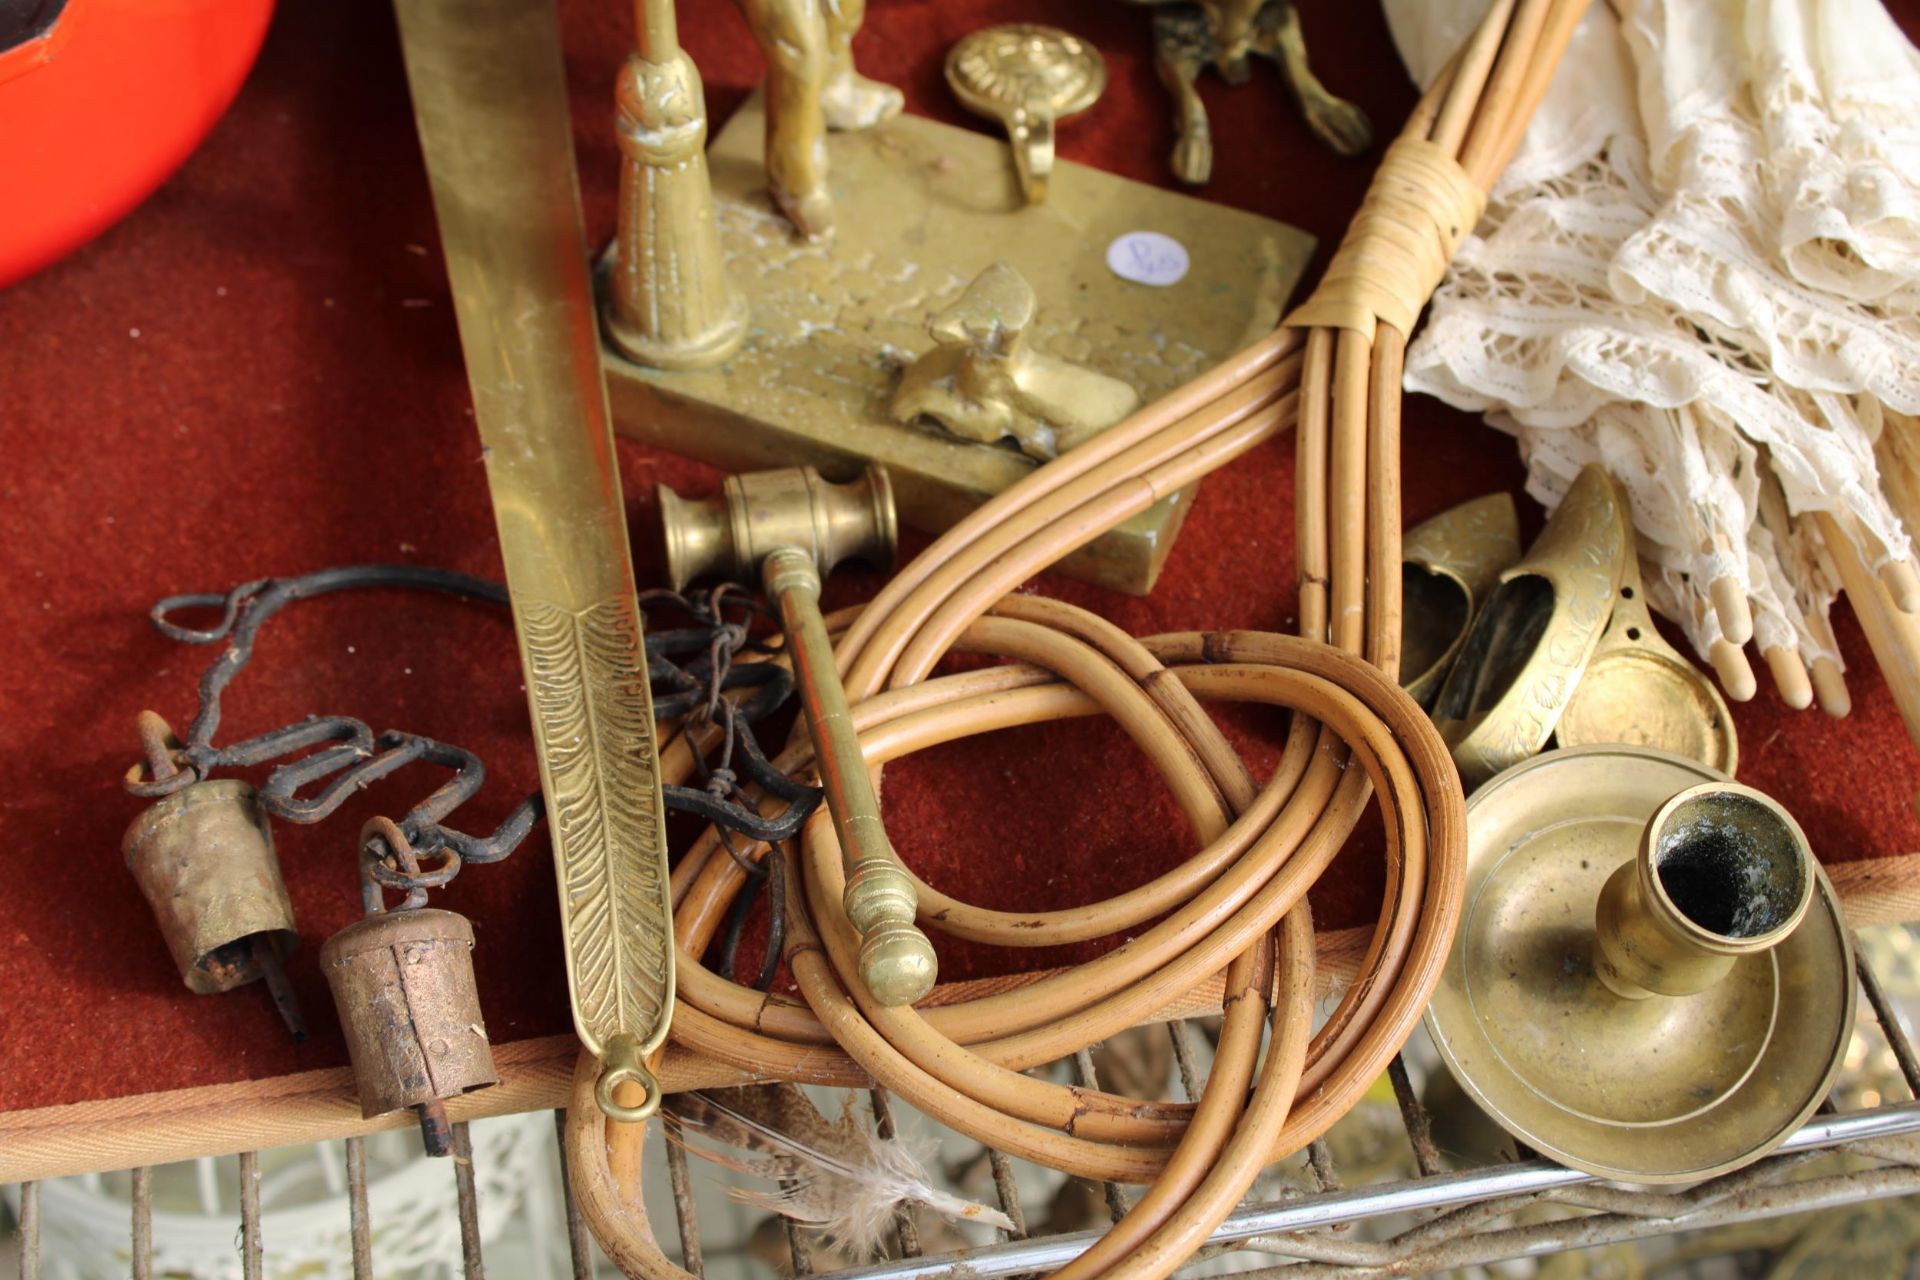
[603,0,749,371]
[1425,746,1854,1183]
[660,467,937,1006]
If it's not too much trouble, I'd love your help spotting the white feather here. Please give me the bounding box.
[665,1086,1014,1259]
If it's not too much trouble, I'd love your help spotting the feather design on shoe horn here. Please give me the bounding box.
[664,1085,1014,1258]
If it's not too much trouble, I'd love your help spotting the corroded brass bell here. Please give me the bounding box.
[123,779,300,1003]
[320,907,498,1155]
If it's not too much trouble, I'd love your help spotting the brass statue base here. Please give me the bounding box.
[600,89,1314,596]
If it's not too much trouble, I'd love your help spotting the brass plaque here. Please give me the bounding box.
[602,89,1314,595]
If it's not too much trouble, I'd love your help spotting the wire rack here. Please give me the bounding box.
[11,926,1920,1279]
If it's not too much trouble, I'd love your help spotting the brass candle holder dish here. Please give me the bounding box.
[1557,479,1739,774]
[1425,745,1855,1183]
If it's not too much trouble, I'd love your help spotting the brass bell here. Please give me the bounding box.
[123,779,301,1011]
[320,907,498,1154]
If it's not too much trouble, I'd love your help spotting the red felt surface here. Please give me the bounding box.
[3,0,1918,1115]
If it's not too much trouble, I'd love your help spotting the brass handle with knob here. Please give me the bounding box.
[661,466,936,1006]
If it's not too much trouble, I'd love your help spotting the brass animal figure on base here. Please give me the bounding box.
[891,262,1140,461]
[1129,0,1372,184]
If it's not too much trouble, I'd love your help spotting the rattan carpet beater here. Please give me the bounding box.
[566,2,1592,1276]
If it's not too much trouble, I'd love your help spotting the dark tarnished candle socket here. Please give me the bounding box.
[1594,783,1814,1000]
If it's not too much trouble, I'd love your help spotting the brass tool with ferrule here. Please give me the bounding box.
[660,466,938,1006]
[392,0,675,1120]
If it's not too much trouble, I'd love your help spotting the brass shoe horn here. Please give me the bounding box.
[660,466,938,1006]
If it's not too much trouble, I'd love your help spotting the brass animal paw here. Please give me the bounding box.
[890,262,1139,461]
[1299,82,1373,158]
[1132,0,1373,183]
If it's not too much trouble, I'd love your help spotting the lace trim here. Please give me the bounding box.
[1402,0,1920,678]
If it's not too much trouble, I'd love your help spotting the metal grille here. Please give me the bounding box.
[10,926,1920,1277]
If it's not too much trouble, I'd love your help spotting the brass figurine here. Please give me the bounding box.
[1432,464,1630,791]
[1129,0,1372,184]
[734,0,901,238]
[891,262,1140,461]
[596,83,1314,595]
[1425,746,1855,1183]
[660,467,938,1007]
[1399,493,1521,707]
[604,0,749,372]
[946,24,1107,206]
[395,0,676,1121]
[1557,480,1739,773]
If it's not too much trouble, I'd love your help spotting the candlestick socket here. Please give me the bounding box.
[1594,783,1814,1000]
[124,780,299,995]
[660,465,896,591]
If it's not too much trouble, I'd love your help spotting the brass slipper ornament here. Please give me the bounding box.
[1399,493,1521,707]
[1556,474,1739,774]
[1431,464,1629,791]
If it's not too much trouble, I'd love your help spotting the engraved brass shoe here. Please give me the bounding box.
[1431,465,1630,790]
[1399,493,1520,707]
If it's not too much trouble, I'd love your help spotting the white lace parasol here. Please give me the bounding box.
[1383,0,1920,715]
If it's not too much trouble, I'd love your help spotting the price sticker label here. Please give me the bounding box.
[1106,231,1190,287]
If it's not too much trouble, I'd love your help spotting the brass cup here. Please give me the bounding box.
[1594,783,1814,1000]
